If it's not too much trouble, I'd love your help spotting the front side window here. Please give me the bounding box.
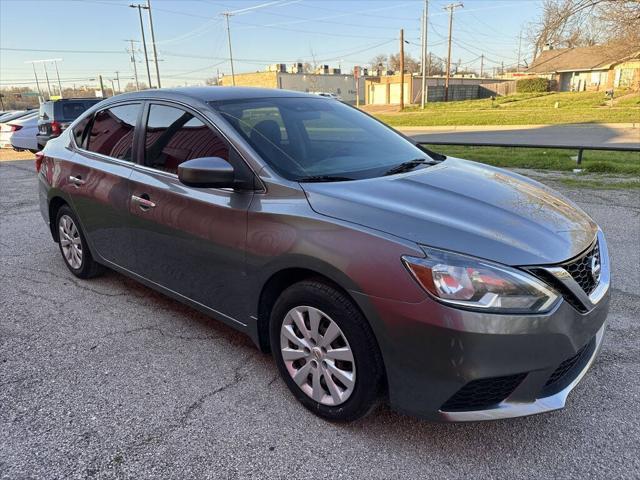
[211,97,434,181]
[86,104,140,162]
[144,104,229,174]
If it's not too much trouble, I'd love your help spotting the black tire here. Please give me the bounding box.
[270,280,385,422]
[55,205,104,279]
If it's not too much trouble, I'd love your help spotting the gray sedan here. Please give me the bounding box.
[36,87,609,422]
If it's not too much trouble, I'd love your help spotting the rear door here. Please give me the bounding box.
[67,102,142,270]
[128,101,253,321]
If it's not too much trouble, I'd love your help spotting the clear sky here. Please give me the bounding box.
[0,0,542,89]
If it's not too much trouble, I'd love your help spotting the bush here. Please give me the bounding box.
[516,77,549,93]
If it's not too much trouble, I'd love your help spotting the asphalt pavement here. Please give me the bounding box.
[1,159,639,479]
[401,123,640,148]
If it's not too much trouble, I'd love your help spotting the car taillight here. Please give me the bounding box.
[9,124,23,132]
[50,121,61,135]
[35,151,44,173]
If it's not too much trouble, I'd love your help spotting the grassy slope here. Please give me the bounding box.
[373,91,640,126]
[426,145,640,175]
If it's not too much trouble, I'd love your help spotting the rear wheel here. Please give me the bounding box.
[55,205,104,279]
[270,280,384,422]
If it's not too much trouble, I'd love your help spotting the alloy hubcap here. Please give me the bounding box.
[279,306,356,406]
[58,214,83,269]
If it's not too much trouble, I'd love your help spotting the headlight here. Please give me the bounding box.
[402,247,559,313]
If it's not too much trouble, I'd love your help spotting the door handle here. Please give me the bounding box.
[131,194,156,210]
[69,175,86,186]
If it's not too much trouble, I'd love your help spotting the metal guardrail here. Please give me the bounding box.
[419,141,640,165]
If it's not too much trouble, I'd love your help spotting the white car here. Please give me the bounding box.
[0,110,37,148]
[8,112,39,152]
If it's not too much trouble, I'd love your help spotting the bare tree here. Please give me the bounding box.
[528,0,639,58]
[389,53,420,73]
[596,0,640,44]
[369,54,388,72]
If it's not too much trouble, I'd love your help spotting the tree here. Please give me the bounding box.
[596,0,640,45]
[528,0,640,58]
[388,52,420,73]
[369,54,388,71]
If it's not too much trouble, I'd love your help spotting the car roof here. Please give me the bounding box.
[107,86,318,103]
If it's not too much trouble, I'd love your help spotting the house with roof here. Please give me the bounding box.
[526,44,640,92]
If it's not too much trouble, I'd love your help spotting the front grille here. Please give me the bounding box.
[440,373,526,412]
[541,338,596,397]
[563,241,600,295]
[528,238,601,313]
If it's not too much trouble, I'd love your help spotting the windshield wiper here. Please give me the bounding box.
[384,158,435,176]
[297,175,355,183]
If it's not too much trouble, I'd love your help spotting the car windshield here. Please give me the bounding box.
[210,97,436,181]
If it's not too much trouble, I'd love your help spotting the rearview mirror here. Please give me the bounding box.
[178,157,235,189]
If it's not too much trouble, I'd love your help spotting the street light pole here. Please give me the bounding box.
[53,60,63,98]
[130,4,153,88]
[42,62,53,99]
[26,61,43,99]
[146,0,161,88]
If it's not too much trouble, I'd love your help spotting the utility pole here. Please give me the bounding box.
[109,79,116,96]
[222,12,235,85]
[420,0,429,109]
[517,28,523,72]
[127,39,140,91]
[480,54,484,78]
[115,71,121,94]
[130,4,152,88]
[501,60,504,75]
[53,59,63,98]
[146,0,161,88]
[443,2,463,102]
[399,28,405,110]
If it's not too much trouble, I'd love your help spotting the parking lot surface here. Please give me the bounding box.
[1,159,639,479]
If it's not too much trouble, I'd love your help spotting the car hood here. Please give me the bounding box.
[301,158,597,266]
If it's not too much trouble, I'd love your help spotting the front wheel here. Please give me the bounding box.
[270,280,385,422]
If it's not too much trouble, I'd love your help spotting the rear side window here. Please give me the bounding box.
[144,104,228,174]
[86,104,140,161]
[39,103,54,120]
[59,102,90,121]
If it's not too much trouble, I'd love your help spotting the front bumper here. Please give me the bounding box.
[439,320,606,421]
[351,233,611,421]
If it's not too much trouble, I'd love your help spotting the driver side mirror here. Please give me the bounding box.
[178,157,235,189]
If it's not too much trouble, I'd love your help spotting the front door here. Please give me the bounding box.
[128,102,253,322]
